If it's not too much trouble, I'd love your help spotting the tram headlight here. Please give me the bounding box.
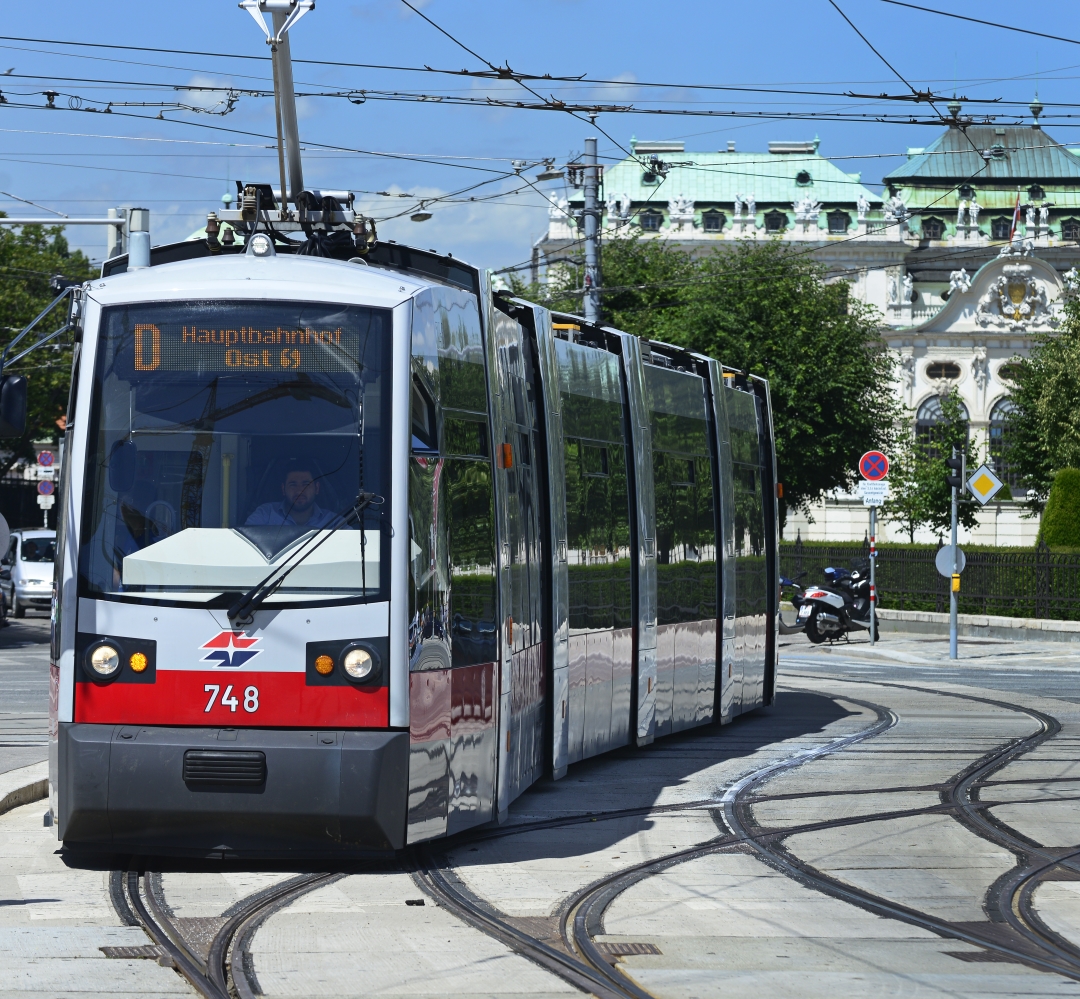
[88,644,120,679]
[342,645,377,683]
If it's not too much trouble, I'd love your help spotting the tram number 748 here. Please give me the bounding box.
[204,684,260,713]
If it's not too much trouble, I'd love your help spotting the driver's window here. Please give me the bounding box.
[2,538,15,565]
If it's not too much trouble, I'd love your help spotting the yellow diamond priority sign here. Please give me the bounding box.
[966,463,1004,506]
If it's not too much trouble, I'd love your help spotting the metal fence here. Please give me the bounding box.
[781,539,1080,621]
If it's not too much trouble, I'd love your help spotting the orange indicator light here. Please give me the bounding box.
[129,652,149,673]
[315,654,335,675]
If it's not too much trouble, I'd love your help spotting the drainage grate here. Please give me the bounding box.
[594,942,662,957]
[183,749,266,786]
[100,945,165,959]
[945,950,1021,964]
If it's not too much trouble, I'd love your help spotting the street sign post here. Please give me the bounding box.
[859,450,890,481]
[935,545,966,577]
[966,464,1005,505]
[857,452,889,645]
[856,481,890,506]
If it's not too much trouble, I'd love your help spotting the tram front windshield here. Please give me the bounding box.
[79,300,391,606]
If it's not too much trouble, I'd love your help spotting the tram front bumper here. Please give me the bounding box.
[57,722,408,855]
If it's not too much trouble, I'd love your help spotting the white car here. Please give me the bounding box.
[1,530,56,618]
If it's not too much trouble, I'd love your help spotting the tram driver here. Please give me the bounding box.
[245,461,347,529]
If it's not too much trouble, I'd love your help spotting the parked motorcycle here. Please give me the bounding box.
[779,572,807,635]
[796,562,877,643]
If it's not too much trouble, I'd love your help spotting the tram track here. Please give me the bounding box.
[104,675,1080,999]
[420,677,1080,996]
[111,865,339,999]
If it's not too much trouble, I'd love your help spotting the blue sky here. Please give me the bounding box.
[0,0,1074,270]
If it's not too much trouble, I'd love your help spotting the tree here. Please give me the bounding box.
[1003,300,1080,507]
[518,238,900,530]
[881,419,934,543]
[0,221,93,473]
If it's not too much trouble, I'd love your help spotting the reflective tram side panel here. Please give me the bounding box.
[406,285,499,843]
[555,337,635,762]
[725,383,770,710]
[512,303,570,780]
[752,375,780,705]
[711,371,739,722]
[701,359,735,724]
[613,333,657,748]
[642,364,718,735]
[488,298,546,815]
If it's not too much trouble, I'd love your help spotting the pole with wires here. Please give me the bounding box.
[583,136,600,324]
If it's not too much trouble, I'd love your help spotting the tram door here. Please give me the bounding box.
[555,338,635,763]
[725,384,770,710]
[643,364,719,735]
[489,304,546,813]
[406,287,499,844]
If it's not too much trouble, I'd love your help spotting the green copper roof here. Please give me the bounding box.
[883,125,1080,184]
[571,147,882,207]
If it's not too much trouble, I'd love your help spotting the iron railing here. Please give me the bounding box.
[781,538,1080,621]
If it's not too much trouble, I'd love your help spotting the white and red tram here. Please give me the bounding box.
[28,232,778,856]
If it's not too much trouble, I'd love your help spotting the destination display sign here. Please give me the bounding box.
[129,321,362,374]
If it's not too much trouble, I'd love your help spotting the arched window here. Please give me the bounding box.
[921,216,945,240]
[764,210,788,233]
[1028,184,1045,201]
[639,209,663,232]
[958,184,975,199]
[989,397,1020,488]
[827,210,851,234]
[702,210,726,232]
[795,170,812,186]
[916,394,969,455]
[1062,218,1080,241]
[991,216,1012,240]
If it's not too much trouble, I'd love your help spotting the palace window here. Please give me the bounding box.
[827,211,851,234]
[764,210,788,233]
[916,394,969,454]
[998,362,1023,384]
[991,216,1012,240]
[702,210,726,232]
[926,361,961,381]
[989,398,1021,489]
[795,170,812,185]
[921,217,946,240]
[639,209,663,232]
[1028,184,1045,201]
[1062,218,1080,241]
[958,184,974,199]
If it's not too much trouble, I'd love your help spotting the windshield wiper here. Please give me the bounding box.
[227,491,383,627]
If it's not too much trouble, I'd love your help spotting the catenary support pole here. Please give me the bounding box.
[949,447,959,660]
[869,505,877,645]
[583,136,600,324]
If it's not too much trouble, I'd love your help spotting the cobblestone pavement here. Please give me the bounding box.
[1,631,1078,997]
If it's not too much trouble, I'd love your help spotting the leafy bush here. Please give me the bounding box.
[1038,468,1080,548]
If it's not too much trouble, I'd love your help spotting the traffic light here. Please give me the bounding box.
[945,452,965,490]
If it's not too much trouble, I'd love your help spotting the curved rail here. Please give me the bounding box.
[114,865,337,999]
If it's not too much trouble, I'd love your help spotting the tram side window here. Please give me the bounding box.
[727,389,769,620]
[445,418,497,667]
[564,438,633,632]
[653,450,717,626]
[644,365,718,627]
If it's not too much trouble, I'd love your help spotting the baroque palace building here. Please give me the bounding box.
[534,102,1080,542]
